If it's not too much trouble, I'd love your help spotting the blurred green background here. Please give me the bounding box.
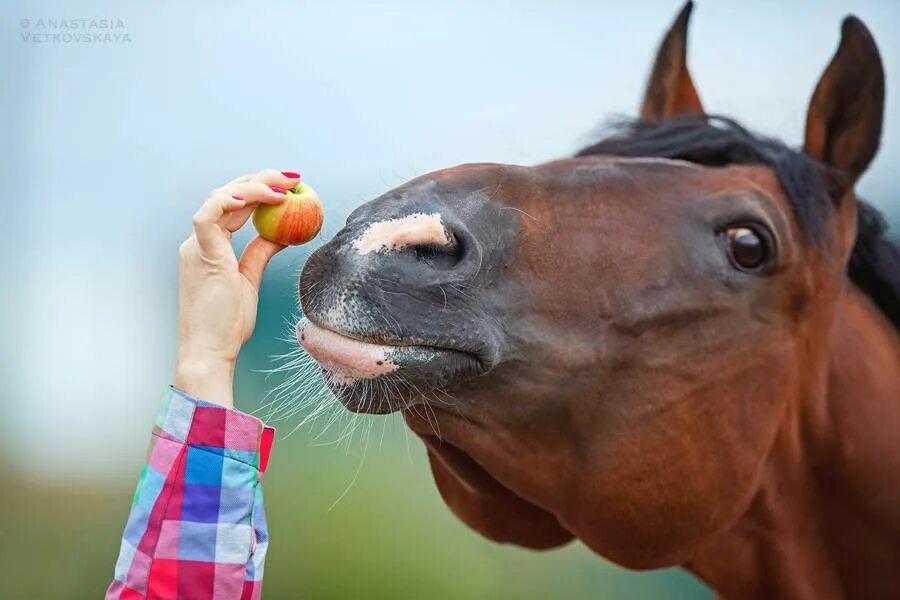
[2,1,897,598]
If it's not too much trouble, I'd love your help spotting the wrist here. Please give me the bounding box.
[174,354,236,408]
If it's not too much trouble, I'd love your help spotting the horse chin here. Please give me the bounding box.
[406,411,575,550]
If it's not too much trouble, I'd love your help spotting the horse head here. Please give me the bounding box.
[297,3,899,595]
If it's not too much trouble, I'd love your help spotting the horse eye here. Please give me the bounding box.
[725,226,769,270]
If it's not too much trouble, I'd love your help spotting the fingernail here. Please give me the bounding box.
[281,171,301,179]
[269,185,287,194]
[231,194,245,201]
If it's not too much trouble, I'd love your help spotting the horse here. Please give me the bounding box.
[296,3,900,597]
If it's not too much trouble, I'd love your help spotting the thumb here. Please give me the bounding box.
[238,236,286,290]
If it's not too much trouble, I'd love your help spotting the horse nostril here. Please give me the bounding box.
[408,231,463,268]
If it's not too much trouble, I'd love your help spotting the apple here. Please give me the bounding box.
[253,181,324,245]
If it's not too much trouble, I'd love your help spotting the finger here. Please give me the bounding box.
[250,169,302,192]
[238,236,286,290]
[203,169,301,240]
[221,181,289,206]
[193,192,246,251]
[212,182,289,235]
[222,169,300,190]
[221,205,256,235]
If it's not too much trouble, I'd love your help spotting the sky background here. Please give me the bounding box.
[1,1,897,598]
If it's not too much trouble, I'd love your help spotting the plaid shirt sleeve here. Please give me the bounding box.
[106,387,276,600]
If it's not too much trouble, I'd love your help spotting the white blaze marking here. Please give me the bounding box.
[352,212,450,255]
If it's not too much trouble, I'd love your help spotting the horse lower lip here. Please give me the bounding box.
[297,319,399,383]
[297,317,484,412]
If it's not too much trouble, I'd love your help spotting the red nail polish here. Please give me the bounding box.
[232,194,245,201]
[269,185,287,194]
[281,171,301,179]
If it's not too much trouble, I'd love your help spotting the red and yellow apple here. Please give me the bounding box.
[253,181,324,245]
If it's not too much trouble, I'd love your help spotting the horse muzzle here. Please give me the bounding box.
[295,173,516,413]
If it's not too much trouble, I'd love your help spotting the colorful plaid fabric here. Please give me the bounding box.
[107,387,275,600]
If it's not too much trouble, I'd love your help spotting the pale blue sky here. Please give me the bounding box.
[2,0,898,478]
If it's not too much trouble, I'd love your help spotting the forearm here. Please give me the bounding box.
[174,352,236,409]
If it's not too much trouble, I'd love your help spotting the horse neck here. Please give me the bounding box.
[687,284,900,600]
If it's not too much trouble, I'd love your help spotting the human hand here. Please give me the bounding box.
[174,169,301,407]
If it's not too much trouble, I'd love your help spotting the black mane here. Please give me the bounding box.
[576,115,900,329]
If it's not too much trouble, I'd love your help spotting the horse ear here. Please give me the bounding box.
[804,16,884,190]
[640,1,705,121]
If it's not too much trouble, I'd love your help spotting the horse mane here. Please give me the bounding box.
[576,115,900,329]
